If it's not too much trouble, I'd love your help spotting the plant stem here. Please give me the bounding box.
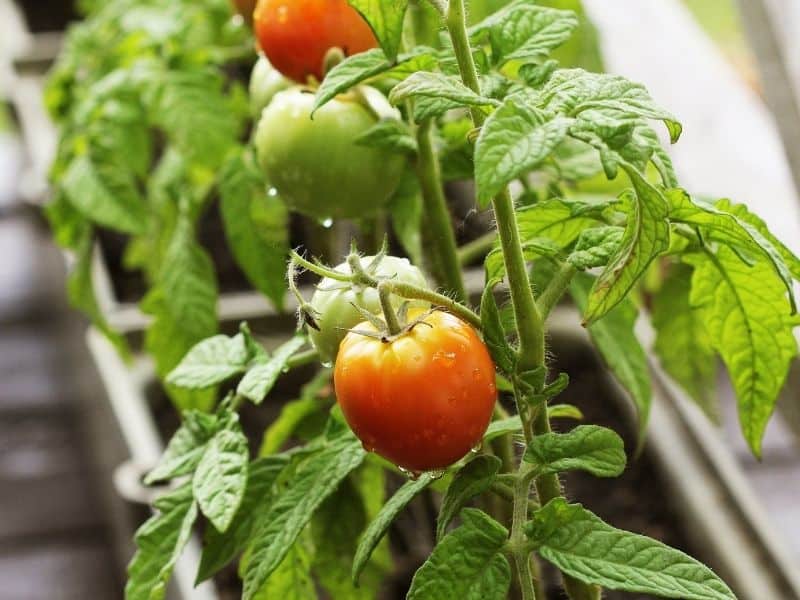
[414,119,468,301]
[444,3,599,599]
[378,283,402,335]
[511,463,537,600]
[458,231,496,266]
[381,281,482,330]
[285,348,319,369]
[537,263,577,319]
[445,1,543,371]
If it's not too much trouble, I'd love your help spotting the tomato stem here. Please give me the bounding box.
[458,230,496,266]
[537,262,577,319]
[290,250,352,281]
[380,281,482,330]
[511,463,537,600]
[445,1,544,373]
[444,2,598,599]
[414,119,468,301]
[378,282,403,335]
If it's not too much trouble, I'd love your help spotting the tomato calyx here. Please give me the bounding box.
[345,301,440,345]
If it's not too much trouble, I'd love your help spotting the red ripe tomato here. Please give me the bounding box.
[334,310,497,473]
[253,0,377,83]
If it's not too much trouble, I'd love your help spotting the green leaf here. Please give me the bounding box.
[237,335,307,404]
[389,72,500,117]
[67,231,130,357]
[470,1,580,64]
[219,150,289,309]
[142,213,218,412]
[166,333,251,389]
[145,411,218,485]
[63,155,147,234]
[352,473,434,584]
[250,530,315,600]
[125,485,198,600]
[715,198,800,281]
[523,425,626,477]
[193,426,250,533]
[312,477,378,600]
[407,508,511,600]
[549,403,584,420]
[568,226,625,270]
[529,499,736,600]
[313,48,435,112]
[685,247,798,456]
[651,264,717,416]
[146,68,240,168]
[355,119,418,154]
[259,370,331,456]
[475,97,573,207]
[197,455,290,582]
[483,405,584,443]
[571,272,652,437]
[242,432,366,599]
[515,196,612,250]
[667,190,797,311]
[583,165,670,323]
[480,278,516,373]
[437,455,501,540]
[348,0,408,60]
[536,69,682,143]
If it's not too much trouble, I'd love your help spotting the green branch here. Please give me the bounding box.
[414,119,468,301]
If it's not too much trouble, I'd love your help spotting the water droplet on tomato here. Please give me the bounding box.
[472,368,482,381]
[447,395,457,406]
[413,354,422,362]
[488,382,497,394]
[432,351,456,367]
[436,434,448,446]
[427,469,446,480]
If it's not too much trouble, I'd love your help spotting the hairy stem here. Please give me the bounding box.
[445,1,544,371]
[378,282,402,335]
[381,281,482,330]
[458,231,496,266]
[537,262,577,319]
[511,463,537,600]
[444,2,599,599]
[414,119,468,301]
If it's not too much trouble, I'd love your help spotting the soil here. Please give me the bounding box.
[140,327,705,600]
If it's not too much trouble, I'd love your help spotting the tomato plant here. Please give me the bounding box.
[255,86,405,220]
[305,254,430,363]
[248,54,290,117]
[253,0,377,83]
[335,309,496,472]
[46,1,800,600]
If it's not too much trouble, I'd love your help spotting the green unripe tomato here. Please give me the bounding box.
[249,55,291,118]
[308,256,430,364]
[254,87,405,220]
